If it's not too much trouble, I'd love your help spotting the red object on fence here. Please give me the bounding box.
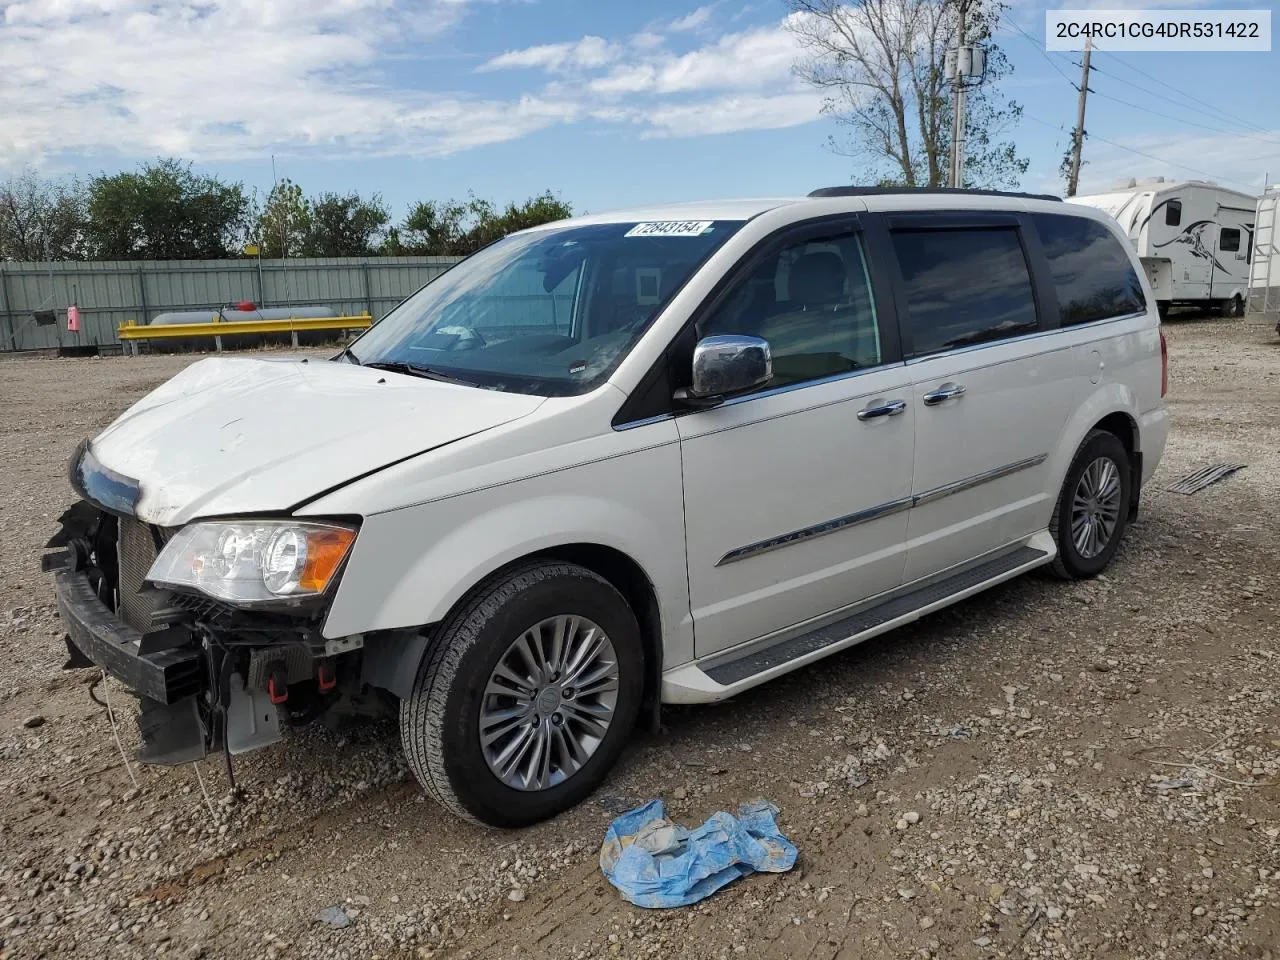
[236,300,257,312]
[66,304,80,333]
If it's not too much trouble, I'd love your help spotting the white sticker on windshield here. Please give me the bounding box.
[624,220,714,238]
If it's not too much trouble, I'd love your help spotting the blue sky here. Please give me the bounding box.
[2,0,1277,220]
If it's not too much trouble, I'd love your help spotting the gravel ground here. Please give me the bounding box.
[1,317,1278,960]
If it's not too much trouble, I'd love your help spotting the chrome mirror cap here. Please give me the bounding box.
[684,335,773,401]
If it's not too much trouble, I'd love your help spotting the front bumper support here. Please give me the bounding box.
[54,568,206,704]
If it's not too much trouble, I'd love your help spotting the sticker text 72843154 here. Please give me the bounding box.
[624,221,714,238]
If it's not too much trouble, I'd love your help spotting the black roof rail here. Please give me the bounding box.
[807,186,1063,202]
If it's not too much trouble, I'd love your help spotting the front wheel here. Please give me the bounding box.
[1047,430,1132,580]
[401,561,643,827]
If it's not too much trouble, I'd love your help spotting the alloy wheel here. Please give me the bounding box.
[478,615,620,791]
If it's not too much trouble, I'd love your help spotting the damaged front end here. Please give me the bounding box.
[45,442,376,769]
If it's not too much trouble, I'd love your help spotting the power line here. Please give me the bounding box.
[1020,112,1262,191]
[1091,50,1275,136]
[1085,61,1280,148]
[1088,89,1280,149]
[1000,12,1079,88]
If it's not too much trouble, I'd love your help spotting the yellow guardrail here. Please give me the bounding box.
[117,314,373,342]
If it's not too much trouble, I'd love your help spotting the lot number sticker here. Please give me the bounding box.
[624,221,714,238]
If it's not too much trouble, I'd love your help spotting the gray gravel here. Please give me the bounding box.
[1,318,1278,959]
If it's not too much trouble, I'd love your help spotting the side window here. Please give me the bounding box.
[890,227,1038,355]
[1032,213,1146,326]
[1165,200,1182,227]
[700,232,881,388]
[1220,227,1241,253]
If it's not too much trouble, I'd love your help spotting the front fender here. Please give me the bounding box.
[319,439,693,666]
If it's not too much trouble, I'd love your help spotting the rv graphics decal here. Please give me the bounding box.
[1153,219,1232,275]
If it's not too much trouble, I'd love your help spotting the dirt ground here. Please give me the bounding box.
[1,317,1278,960]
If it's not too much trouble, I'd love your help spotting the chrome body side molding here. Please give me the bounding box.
[717,453,1047,566]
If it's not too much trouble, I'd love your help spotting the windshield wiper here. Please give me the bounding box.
[363,361,473,386]
[335,346,361,364]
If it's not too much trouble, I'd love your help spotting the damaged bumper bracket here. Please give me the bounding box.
[54,567,206,705]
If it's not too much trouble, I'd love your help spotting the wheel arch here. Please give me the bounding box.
[1051,385,1142,493]
[1049,386,1143,527]
[358,540,667,732]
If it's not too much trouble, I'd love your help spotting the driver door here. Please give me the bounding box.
[677,219,915,658]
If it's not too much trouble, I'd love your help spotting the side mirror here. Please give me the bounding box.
[676,335,772,405]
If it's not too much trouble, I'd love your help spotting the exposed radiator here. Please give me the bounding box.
[116,517,169,633]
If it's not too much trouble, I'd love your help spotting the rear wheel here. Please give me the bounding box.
[1048,430,1132,580]
[1223,295,1245,319]
[400,561,643,827]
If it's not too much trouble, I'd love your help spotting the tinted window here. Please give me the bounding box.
[1220,227,1241,252]
[700,232,880,387]
[1165,200,1182,226]
[891,228,1038,355]
[1033,213,1146,326]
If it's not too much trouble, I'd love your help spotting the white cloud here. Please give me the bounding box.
[669,6,714,32]
[0,0,576,165]
[640,92,823,138]
[478,35,620,73]
[0,2,827,166]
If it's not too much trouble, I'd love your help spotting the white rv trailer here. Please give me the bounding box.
[1070,178,1256,318]
[1246,186,1279,335]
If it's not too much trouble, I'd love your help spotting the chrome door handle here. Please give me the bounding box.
[922,383,966,406]
[857,399,907,421]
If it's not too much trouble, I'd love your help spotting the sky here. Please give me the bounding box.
[1,0,1278,220]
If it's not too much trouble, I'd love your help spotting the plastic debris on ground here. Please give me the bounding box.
[599,798,797,908]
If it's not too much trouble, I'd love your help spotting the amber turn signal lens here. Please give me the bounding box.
[299,528,357,593]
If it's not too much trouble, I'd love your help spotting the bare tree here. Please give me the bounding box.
[788,0,1027,189]
[0,169,89,261]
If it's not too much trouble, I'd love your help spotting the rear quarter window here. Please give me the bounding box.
[1032,214,1146,326]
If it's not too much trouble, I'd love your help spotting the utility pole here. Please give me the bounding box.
[1066,35,1093,197]
[949,0,968,188]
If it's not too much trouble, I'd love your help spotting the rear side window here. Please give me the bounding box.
[1033,214,1146,326]
[1165,201,1182,226]
[891,227,1038,355]
[1220,227,1241,252]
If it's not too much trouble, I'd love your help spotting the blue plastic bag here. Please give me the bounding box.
[599,799,798,908]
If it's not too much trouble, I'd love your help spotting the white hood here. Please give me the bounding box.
[88,357,544,526]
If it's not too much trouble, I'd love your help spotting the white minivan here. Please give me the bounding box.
[49,188,1169,826]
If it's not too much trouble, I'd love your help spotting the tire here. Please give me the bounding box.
[1223,295,1244,319]
[400,561,643,827]
[1047,430,1132,580]
[1156,300,1170,321]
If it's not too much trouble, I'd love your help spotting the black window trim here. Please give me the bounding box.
[876,211,1055,361]
[612,212,903,429]
[1219,227,1241,253]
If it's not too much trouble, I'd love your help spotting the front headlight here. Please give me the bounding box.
[146,520,357,605]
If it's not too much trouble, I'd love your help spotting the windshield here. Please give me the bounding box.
[346,219,744,395]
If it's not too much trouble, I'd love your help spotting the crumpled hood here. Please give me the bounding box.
[86,357,544,526]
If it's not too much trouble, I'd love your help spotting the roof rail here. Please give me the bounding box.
[807,186,1062,202]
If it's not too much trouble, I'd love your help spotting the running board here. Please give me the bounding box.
[703,546,1048,687]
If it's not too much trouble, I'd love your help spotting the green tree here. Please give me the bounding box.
[391,191,572,256]
[254,179,312,259]
[0,169,89,261]
[86,159,250,260]
[789,0,1028,189]
[305,191,391,257]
